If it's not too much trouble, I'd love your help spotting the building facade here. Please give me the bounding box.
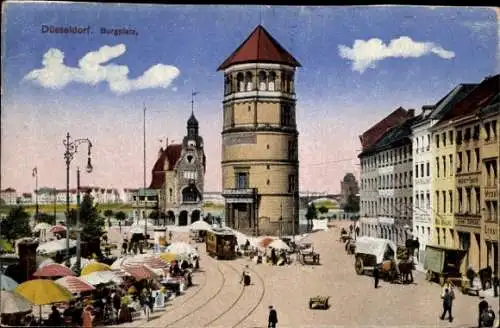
[340,173,359,206]
[0,188,17,205]
[429,74,499,274]
[411,84,477,268]
[359,108,415,243]
[150,114,206,226]
[218,25,300,236]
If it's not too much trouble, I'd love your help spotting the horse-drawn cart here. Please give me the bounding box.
[353,236,415,283]
[424,245,469,293]
[309,296,330,310]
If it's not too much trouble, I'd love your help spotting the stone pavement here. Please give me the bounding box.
[107,222,499,327]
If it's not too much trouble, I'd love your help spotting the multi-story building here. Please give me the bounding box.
[123,188,139,204]
[150,113,206,226]
[0,188,17,205]
[19,193,33,205]
[359,108,415,240]
[411,83,477,268]
[203,192,225,205]
[478,91,499,277]
[218,25,300,236]
[430,74,498,273]
[131,188,159,221]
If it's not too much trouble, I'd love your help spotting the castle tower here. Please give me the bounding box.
[217,25,301,236]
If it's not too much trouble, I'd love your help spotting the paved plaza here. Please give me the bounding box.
[110,222,498,328]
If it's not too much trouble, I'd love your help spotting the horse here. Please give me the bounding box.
[398,259,415,284]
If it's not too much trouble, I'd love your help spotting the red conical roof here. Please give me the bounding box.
[217,25,301,71]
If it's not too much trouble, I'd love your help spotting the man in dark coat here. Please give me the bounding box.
[373,265,380,288]
[479,299,489,327]
[440,288,454,322]
[268,305,278,328]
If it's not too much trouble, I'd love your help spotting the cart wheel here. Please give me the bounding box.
[309,301,313,309]
[355,257,364,275]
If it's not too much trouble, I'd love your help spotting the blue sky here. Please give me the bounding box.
[1,3,498,194]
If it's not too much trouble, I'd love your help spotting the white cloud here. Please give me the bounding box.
[338,36,455,73]
[23,44,180,94]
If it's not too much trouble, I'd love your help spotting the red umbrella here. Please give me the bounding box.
[49,225,67,234]
[122,264,157,281]
[258,237,275,248]
[33,263,75,278]
[55,276,95,293]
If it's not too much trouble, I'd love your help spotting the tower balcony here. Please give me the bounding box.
[222,188,257,204]
[223,90,296,103]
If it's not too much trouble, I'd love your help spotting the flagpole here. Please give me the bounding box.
[33,167,39,223]
[143,103,147,237]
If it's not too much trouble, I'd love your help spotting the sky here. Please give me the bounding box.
[1,3,498,194]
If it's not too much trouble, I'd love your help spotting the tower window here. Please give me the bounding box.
[237,73,244,92]
[288,174,296,193]
[268,71,276,91]
[245,72,253,91]
[281,104,293,126]
[236,172,249,189]
[259,71,267,91]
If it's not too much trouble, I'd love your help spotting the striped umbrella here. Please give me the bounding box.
[126,254,168,269]
[49,224,67,234]
[33,263,76,278]
[122,264,157,281]
[55,276,95,294]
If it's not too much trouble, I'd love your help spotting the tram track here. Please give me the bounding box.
[229,266,266,328]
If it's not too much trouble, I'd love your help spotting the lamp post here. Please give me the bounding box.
[75,165,92,272]
[32,167,39,223]
[63,132,93,265]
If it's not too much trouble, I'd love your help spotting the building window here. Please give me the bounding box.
[449,155,453,176]
[475,148,480,171]
[442,191,446,213]
[449,131,454,145]
[465,188,471,213]
[183,171,197,180]
[456,130,463,145]
[436,191,440,213]
[237,73,244,92]
[268,71,276,91]
[426,162,430,177]
[473,125,480,140]
[288,174,296,193]
[236,172,249,189]
[436,157,440,178]
[485,122,491,140]
[259,71,267,91]
[288,140,296,160]
[475,187,481,214]
[466,150,471,172]
[435,134,440,148]
[464,128,471,141]
[442,156,446,177]
[281,104,293,126]
[457,152,463,173]
[442,132,446,146]
[245,72,253,91]
[415,164,419,178]
[169,188,173,202]
[458,188,463,213]
[426,192,430,209]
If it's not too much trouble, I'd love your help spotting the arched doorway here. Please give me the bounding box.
[179,211,188,226]
[182,185,200,203]
[191,210,201,223]
[167,211,175,225]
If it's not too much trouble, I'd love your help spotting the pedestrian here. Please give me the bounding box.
[169,231,173,241]
[479,299,489,327]
[373,265,380,289]
[480,306,495,327]
[121,238,128,255]
[140,288,151,321]
[268,305,278,328]
[118,220,121,232]
[440,288,454,322]
[82,305,94,328]
[355,226,360,237]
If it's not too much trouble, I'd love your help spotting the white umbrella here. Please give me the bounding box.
[189,220,212,231]
[38,257,55,269]
[165,242,198,257]
[69,256,91,269]
[79,271,123,286]
[37,239,77,254]
[268,239,290,251]
[0,290,32,314]
[33,222,51,232]
[0,274,18,291]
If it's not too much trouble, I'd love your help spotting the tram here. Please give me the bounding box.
[206,229,237,260]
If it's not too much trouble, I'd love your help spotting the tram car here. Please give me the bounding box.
[205,229,237,260]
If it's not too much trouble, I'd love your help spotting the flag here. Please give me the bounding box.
[192,91,199,97]
[32,167,37,177]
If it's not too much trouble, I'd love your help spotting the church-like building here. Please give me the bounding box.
[218,25,301,236]
[150,113,206,226]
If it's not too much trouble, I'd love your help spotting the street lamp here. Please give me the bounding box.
[75,165,92,272]
[32,167,39,223]
[63,132,93,265]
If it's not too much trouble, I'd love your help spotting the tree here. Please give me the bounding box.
[305,203,317,223]
[77,194,105,242]
[104,209,114,218]
[115,211,126,222]
[343,194,360,213]
[318,206,329,214]
[0,206,32,242]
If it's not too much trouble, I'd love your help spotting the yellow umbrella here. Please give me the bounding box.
[15,279,72,305]
[80,262,111,276]
[159,252,178,263]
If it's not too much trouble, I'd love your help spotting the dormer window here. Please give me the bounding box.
[259,71,267,91]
